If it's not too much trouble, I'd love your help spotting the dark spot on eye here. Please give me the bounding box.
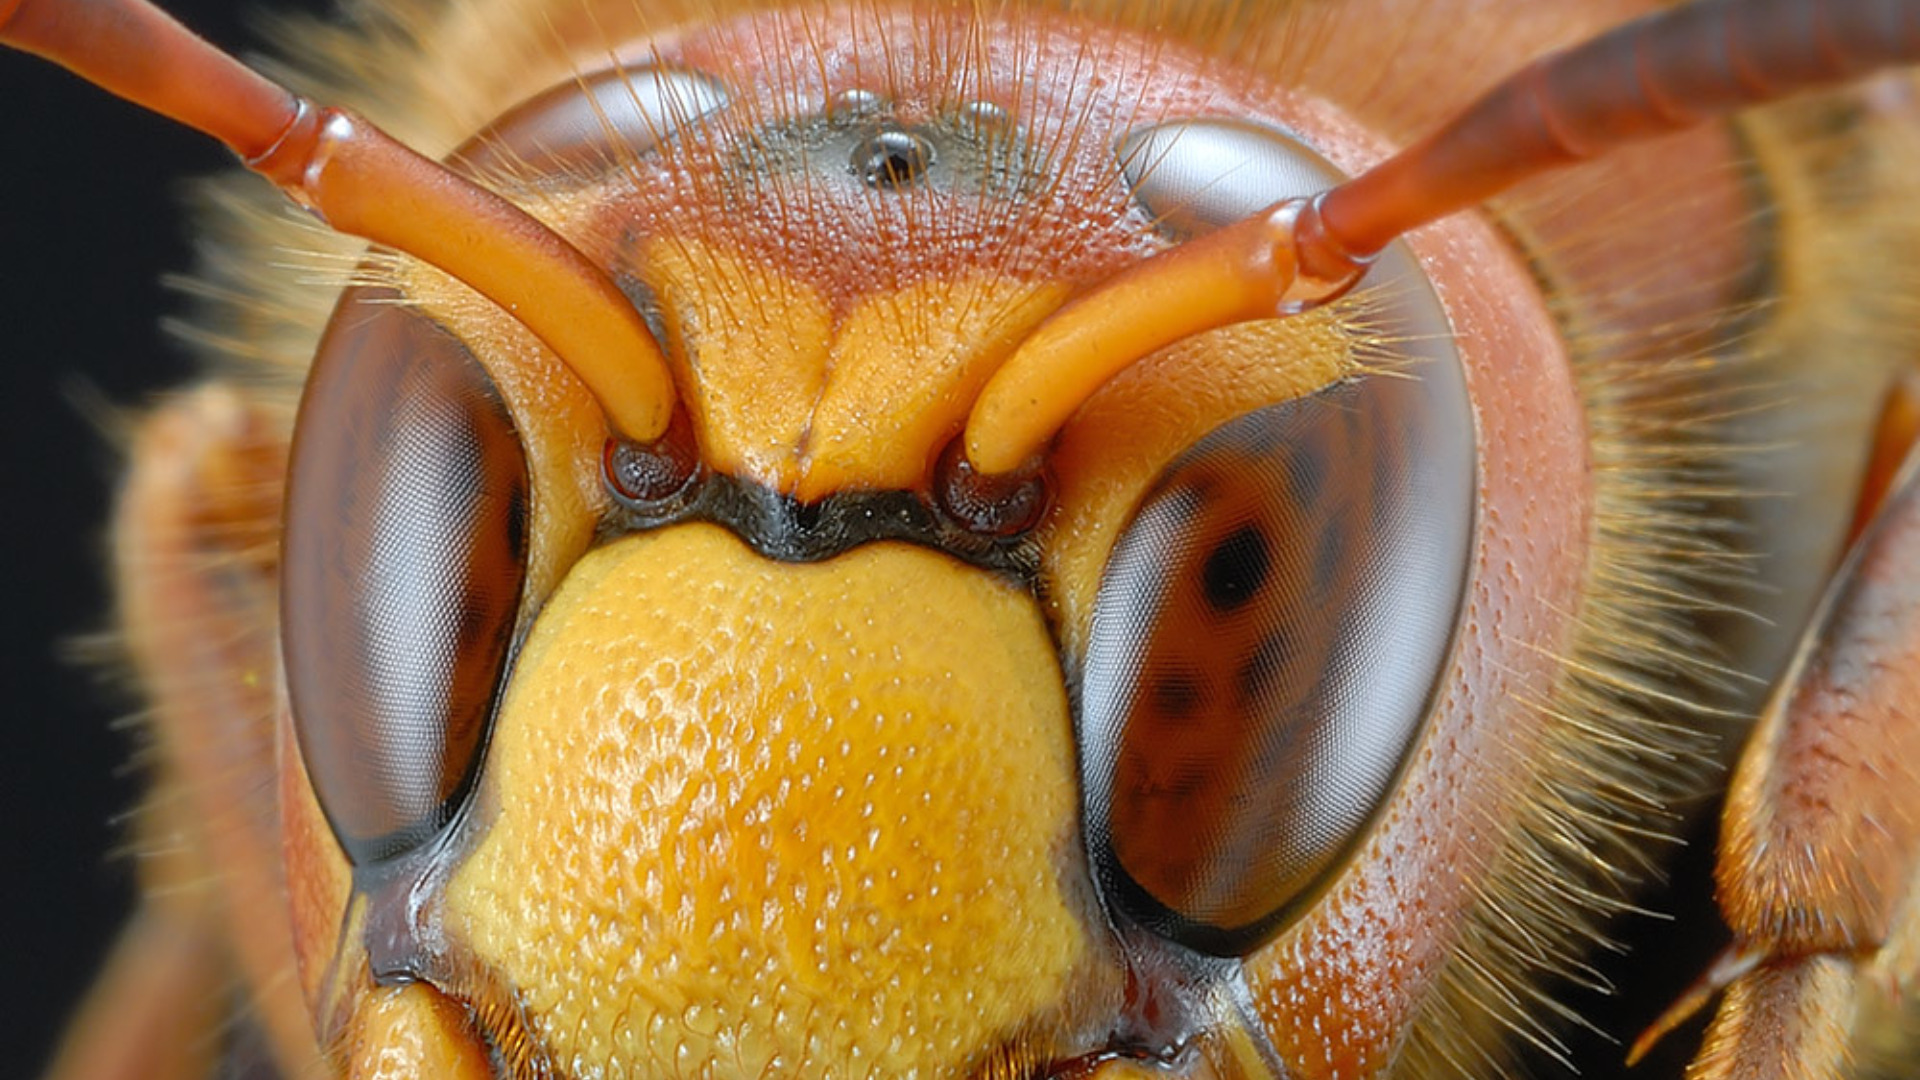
[1236,631,1295,706]
[1201,525,1271,612]
[856,129,935,189]
[1314,520,1344,593]
[1149,670,1203,719]
[505,484,530,561]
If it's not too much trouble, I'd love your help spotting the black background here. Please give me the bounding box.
[0,0,322,1072]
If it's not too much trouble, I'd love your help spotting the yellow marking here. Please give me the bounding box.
[638,237,1069,497]
[644,239,835,490]
[800,276,1066,500]
[346,984,494,1080]
[446,525,1096,1076]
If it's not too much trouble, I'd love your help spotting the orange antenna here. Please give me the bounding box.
[0,0,676,442]
[967,0,1920,475]
[1316,0,1920,259]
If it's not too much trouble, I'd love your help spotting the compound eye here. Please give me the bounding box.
[457,65,728,177]
[1080,368,1473,955]
[1084,118,1475,954]
[283,289,530,865]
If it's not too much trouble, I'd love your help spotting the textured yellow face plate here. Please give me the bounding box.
[641,237,1068,499]
[444,524,1102,1076]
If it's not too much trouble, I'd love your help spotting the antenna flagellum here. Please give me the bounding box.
[965,0,1920,476]
[1,0,678,443]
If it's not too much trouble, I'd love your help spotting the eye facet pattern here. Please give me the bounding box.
[283,290,531,866]
[1082,118,1477,955]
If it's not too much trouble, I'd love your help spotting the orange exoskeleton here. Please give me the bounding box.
[6,0,1920,1077]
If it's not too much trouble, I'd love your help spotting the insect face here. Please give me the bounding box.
[248,5,1629,1073]
[249,8,1424,1071]
[11,0,1920,1078]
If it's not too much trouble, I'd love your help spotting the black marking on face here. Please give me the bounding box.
[599,467,1043,581]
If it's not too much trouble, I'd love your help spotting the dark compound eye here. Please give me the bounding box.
[1081,117,1476,955]
[282,289,530,865]
[1079,372,1473,956]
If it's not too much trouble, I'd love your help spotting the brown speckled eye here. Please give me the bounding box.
[282,288,530,865]
[1079,359,1474,955]
[1079,113,1478,956]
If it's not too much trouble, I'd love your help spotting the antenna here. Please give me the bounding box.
[966,0,1920,475]
[0,0,678,442]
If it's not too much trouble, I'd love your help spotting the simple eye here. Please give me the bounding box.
[1081,119,1476,955]
[458,65,728,176]
[282,290,530,865]
[1119,117,1350,238]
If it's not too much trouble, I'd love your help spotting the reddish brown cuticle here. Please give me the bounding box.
[937,439,1052,538]
[604,413,703,506]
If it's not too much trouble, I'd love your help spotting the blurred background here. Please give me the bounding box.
[0,0,321,1072]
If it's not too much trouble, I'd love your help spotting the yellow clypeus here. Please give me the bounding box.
[446,523,1099,1076]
